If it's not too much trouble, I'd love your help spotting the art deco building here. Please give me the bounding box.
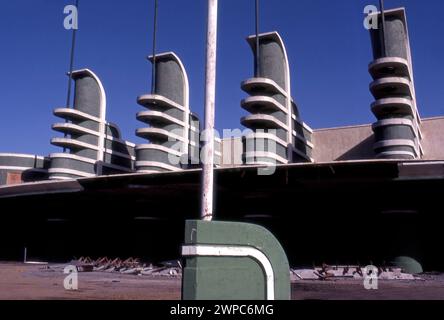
[49,69,135,180]
[2,7,444,274]
[241,32,314,165]
[368,8,423,159]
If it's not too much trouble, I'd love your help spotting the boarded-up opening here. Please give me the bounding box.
[6,172,23,185]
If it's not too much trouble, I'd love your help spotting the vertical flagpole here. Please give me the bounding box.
[201,0,219,221]
[379,0,387,57]
[254,0,260,77]
[151,0,158,94]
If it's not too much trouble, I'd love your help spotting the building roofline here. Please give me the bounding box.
[313,123,372,132]
[421,115,444,121]
[312,115,444,133]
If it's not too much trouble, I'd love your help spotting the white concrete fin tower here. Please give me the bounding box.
[241,32,314,165]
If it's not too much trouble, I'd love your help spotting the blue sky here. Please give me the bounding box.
[0,0,443,155]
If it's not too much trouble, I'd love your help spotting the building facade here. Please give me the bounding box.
[0,8,439,186]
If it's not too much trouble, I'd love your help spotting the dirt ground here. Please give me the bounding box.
[0,262,181,300]
[1,262,444,300]
[292,278,444,300]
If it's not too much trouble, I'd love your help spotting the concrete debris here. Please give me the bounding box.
[291,264,420,281]
[67,257,182,278]
[70,257,94,272]
[25,261,48,265]
[291,269,320,281]
[121,268,139,275]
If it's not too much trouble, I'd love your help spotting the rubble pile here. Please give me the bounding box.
[70,257,182,278]
[291,264,421,281]
[61,259,423,282]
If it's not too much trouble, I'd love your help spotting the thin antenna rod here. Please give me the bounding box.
[254,0,260,77]
[64,0,79,152]
[201,0,218,221]
[66,0,79,108]
[379,0,387,57]
[151,0,158,94]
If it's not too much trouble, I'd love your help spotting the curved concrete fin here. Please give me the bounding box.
[246,31,289,91]
[49,69,134,180]
[148,52,189,108]
[368,8,423,160]
[136,52,197,173]
[241,32,314,164]
[71,69,107,121]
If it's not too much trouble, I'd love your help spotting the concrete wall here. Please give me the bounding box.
[420,117,444,161]
[312,124,375,162]
[312,117,444,163]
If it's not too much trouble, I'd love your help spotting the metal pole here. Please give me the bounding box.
[151,0,158,94]
[66,0,79,108]
[254,0,260,77]
[64,0,79,152]
[201,0,218,221]
[379,0,387,57]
